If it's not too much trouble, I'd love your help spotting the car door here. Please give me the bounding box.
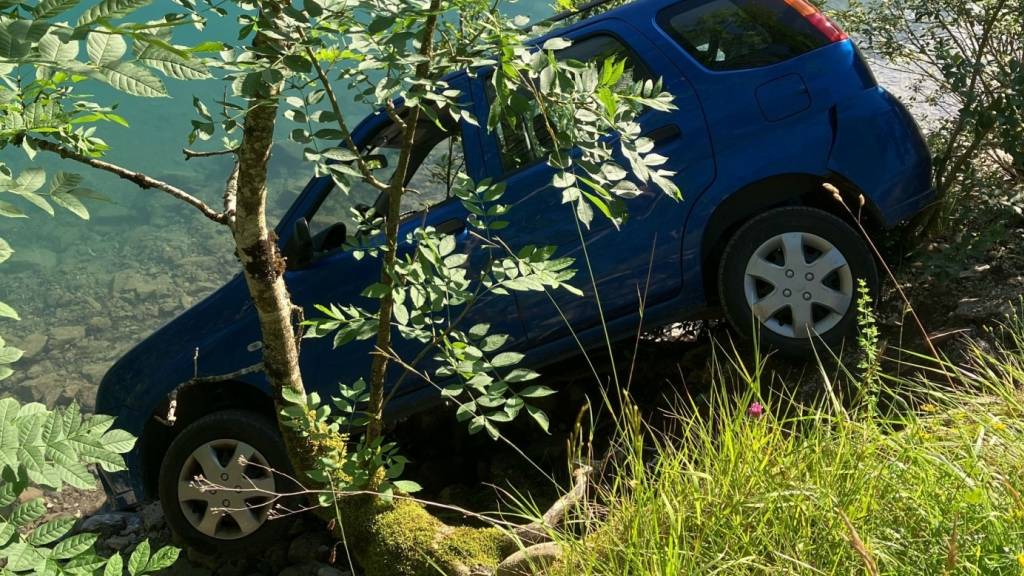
[277,75,527,407]
[473,20,716,345]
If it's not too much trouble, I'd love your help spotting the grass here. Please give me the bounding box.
[549,307,1024,575]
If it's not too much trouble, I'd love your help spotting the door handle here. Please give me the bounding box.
[436,218,467,236]
[644,124,682,146]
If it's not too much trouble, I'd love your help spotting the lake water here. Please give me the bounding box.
[0,1,927,409]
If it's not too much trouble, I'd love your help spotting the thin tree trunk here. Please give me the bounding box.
[365,0,442,444]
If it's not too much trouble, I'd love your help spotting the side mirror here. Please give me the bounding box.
[284,217,314,269]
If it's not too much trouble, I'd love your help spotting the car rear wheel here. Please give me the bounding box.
[718,206,878,357]
[158,409,293,552]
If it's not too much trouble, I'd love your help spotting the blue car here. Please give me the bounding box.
[97,0,933,549]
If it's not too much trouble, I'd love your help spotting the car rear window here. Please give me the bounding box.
[657,0,830,71]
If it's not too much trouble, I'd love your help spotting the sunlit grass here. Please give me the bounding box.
[552,309,1024,576]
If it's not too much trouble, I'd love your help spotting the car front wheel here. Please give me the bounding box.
[158,409,292,552]
[718,206,879,357]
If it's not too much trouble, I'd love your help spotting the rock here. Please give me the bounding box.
[20,333,48,358]
[91,203,139,226]
[50,325,86,345]
[954,297,1002,322]
[111,271,157,297]
[9,246,58,272]
[287,529,333,564]
[18,376,62,406]
[139,501,165,532]
[88,317,113,332]
[77,513,129,536]
[18,487,44,503]
[82,362,109,384]
[278,562,352,576]
[101,534,138,551]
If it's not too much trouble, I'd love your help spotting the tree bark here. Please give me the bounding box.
[364,0,442,444]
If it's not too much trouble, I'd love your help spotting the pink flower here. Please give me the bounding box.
[747,402,765,419]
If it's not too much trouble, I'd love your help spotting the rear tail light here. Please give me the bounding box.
[783,0,849,43]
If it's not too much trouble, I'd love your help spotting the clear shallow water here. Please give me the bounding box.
[0,0,926,410]
[0,0,552,409]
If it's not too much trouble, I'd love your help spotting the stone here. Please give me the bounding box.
[9,246,58,272]
[111,271,157,297]
[50,325,86,345]
[287,529,332,564]
[139,501,165,532]
[88,317,113,332]
[82,362,110,384]
[77,513,129,536]
[278,562,352,576]
[20,333,48,358]
[18,487,44,503]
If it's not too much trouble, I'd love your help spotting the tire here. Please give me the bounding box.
[717,206,879,358]
[158,409,294,553]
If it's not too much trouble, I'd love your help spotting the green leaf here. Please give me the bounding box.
[103,553,124,576]
[138,45,211,80]
[11,190,55,216]
[37,33,80,64]
[0,300,20,320]
[27,516,76,546]
[0,237,11,264]
[77,0,152,26]
[0,345,23,364]
[127,539,150,575]
[392,480,422,494]
[99,428,135,453]
[11,497,46,527]
[51,190,89,220]
[0,20,31,60]
[98,61,167,97]
[542,37,572,51]
[52,532,98,559]
[2,542,46,571]
[0,521,15,546]
[0,200,27,218]
[526,404,550,433]
[506,369,541,384]
[13,168,46,194]
[0,365,15,382]
[519,384,556,398]
[87,32,126,66]
[34,0,82,18]
[145,545,180,572]
[491,351,524,368]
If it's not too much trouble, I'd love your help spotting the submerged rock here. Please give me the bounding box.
[20,333,48,358]
[50,325,86,345]
[9,246,58,272]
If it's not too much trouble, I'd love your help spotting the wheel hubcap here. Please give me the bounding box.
[177,439,276,540]
[743,232,853,339]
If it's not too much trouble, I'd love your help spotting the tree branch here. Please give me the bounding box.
[303,43,388,191]
[496,543,562,576]
[28,137,228,225]
[514,465,592,546]
[183,147,239,161]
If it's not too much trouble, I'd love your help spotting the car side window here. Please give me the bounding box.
[657,0,828,71]
[305,124,464,252]
[487,33,652,174]
[402,133,465,215]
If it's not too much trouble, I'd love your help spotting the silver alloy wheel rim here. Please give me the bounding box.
[177,439,276,540]
[743,232,853,339]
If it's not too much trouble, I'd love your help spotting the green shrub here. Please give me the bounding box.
[556,326,1024,575]
[0,398,178,574]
